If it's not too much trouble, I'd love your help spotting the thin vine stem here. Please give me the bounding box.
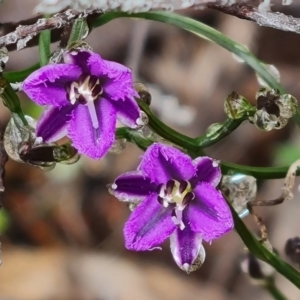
[116,125,295,180]
[264,280,288,300]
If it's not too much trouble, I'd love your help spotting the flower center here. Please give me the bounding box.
[157,179,195,230]
[66,73,104,129]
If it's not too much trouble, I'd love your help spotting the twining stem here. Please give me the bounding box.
[264,280,288,300]
[228,201,300,289]
[139,101,201,153]
[221,161,300,179]
[4,62,40,83]
[2,11,299,180]
[116,125,297,180]
[196,117,246,148]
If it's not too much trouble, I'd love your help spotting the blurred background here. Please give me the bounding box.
[1,0,300,299]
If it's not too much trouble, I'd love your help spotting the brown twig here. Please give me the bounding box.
[0,9,102,50]
[209,3,300,34]
[0,2,298,52]
[247,203,269,242]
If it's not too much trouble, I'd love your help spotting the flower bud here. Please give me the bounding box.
[241,252,275,284]
[134,82,151,106]
[285,237,300,264]
[4,115,79,169]
[4,115,37,163]
[136,111,149,129]
[18,143,57,170]
[221,174,257,218]
[224,91,252,119]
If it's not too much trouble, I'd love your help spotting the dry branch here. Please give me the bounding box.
[0,9,102,50]
[0,1,298,51]
[209,3,300,34]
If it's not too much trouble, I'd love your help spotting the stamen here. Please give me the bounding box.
[158,196,169,207]
[157,196,164,205]
[179,180,188,194]
[179,221,185,230]
[68,82,78,105]
[66,73,104,106]
[86,101,99,129]
[171,207,185,230]
[92,84,103,98]
[157,184,166,197]
[166,179,175,195]
[182,192,195,206]
[88,75,98,89]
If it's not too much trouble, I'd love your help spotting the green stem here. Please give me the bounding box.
[67,18,89,46]
[264,281,288,300]
[196,117,246,148]
[1,75,27,125]
[39,14,51,67]
[116,127,153,151]
[92,12,284,92]
[4,62,40,83]
[221,161,298,179]
[139,101,201,153]
[116,123,296,180]
[229,202,300,289]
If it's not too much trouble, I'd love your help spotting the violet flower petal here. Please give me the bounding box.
[170,223,205,273]
[36,105,73,142]
[138,143,195,184]
[187,182,233,242]
[87,53,138,100]
[109,96,140,128]
[68,98,116,159]
[112,171,157,202]
[63,50,92,73]
[22,64,82,106]
[190,157,222,187]
[124,193,176,251]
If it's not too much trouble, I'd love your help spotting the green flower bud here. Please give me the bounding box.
[221,173,257,218]
[224,91,252,119]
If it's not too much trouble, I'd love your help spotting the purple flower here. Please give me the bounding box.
[22,50,143,159]
[110,143,234,273]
